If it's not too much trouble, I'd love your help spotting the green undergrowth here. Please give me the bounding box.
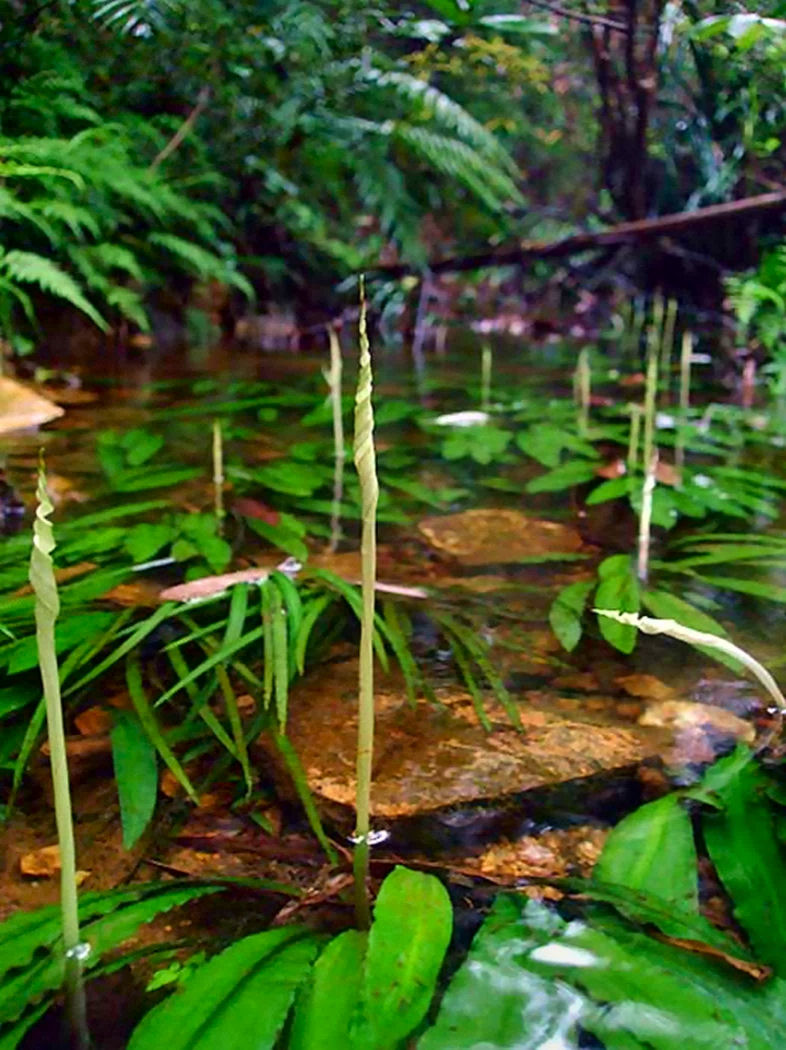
[3,745,785,1049]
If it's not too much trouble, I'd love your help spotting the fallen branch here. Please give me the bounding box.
[368,190,786,280]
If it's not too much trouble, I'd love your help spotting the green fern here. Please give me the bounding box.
[0,250,106,331]
[360,67,521,177]
[395,125,522,212]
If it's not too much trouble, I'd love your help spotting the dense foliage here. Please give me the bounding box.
[2,2,786,353]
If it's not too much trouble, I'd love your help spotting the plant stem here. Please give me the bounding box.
[676,330,693,474]
[480,344,492,413]
[637,451,657,583]
[212,419,224,533]
[573,348,590,436]
[641,327,659,484]
[660,296,678,396]
[352,278,378,929]
[326,325,345,553]
[30,461,89,1050]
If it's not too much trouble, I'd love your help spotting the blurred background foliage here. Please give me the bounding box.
[1,1,786,350]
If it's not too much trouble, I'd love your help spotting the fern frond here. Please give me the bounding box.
[0,188,58,242]
[360,67,520,175]
[149,232,227,278]
[0,275,35,324]
[149,233,252,296]
[32,200,101,240]
[0,161,84,189]
[395,125,521,211]
[106,286,150,329]
[89,0,181,33]
[1,251,107,331]
[79,243,146,282]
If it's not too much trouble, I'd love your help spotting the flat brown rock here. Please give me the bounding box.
[418,508,582,566]
[267,660,659,829]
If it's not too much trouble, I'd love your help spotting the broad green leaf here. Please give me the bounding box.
[441,425,512,465]
[127,928,320,1050]
[701,761,786,976]
[594,795,699,923]
[124,431,164,467]
[124,523,175,563]
[544,913,776,1050]
[358,867,452,1049]
[245,517,310,563]
[594,555,639,653]
[525,460,597,494]
[0,885,219,1026]
[419,895,586,1050]
[109,467,201,493]
[549,579,594,651]
[251,460,326,497]
[586,476,631,504]
[111,710,158,849]
[4,611,116,673]
[125,654,197,803]
[289,930,366,1050]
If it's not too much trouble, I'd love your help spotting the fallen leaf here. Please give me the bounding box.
[20,844,60,878]
[74,707,112,735]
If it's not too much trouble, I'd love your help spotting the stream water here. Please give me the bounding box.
[3,327,786,1048]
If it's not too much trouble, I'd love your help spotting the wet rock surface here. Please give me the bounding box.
[264,653,766,854]
[418,508,583,566]
[262,658,666,849]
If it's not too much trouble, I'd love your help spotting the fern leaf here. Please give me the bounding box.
[0,189,58,242]
[360,67,520,175]
[1,251,107,331]
[33,200,101,240]
[90,0,180,33]
[106,286,150,330]
[395,125,521,211]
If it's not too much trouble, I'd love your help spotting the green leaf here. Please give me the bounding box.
[586,476,631,504]
[245,517,310,562]
[127,928,320,1050]
[525,460,598,494]
[700,761,786,976]
[358,867,452,1049]
[594,555,639,653]
[419,895,584,1049]
[1,249,107,330]
[517,423,599,468]
[441,425,512,465]
[594,795,699,924]
[549,579,594,651]
[289,930,367,1050]
[124,523,176,563]
[111,710,158,849]
[0,884,220,1026]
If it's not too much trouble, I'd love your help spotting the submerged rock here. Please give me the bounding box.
[418,508,582,566]
[262,659,662,850]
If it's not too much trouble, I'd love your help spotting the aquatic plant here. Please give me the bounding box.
[29,459,88,1048]
[351,282,378,927]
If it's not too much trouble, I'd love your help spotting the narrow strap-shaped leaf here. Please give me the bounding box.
[125,653,198,802]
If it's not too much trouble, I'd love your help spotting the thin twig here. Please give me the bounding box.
[150,85,210,170]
